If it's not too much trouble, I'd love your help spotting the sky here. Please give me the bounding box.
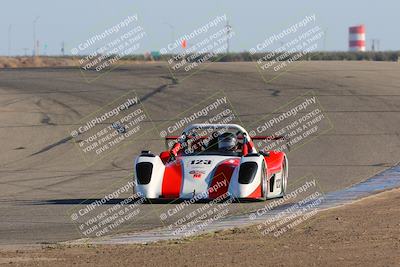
[0,0,399,56]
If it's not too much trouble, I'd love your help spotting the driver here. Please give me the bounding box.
[217,132,238,151]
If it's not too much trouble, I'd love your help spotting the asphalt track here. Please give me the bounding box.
[0,61,399,245]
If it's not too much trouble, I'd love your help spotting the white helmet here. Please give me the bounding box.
[218,133,237,151]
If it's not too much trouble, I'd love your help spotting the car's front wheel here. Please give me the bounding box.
[261,162,268,200]
[280,158,288,196]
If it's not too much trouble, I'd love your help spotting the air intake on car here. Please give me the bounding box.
[136,162,153,184]
[238,162,258,184]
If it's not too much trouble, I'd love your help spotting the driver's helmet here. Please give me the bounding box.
[218,132,237,151]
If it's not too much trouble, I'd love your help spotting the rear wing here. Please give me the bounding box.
[249,136,285,141]
[164,135,286,149]
[165,135,285,140]
[165,136,180,140]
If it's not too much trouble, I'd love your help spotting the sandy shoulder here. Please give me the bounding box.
[1,188,399,266]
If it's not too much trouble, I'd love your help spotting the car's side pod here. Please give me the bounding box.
[134,151,165,199]
[229,154,266,198]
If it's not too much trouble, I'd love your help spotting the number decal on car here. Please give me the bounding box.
[190,159,212,165]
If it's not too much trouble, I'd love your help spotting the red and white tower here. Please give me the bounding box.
[349,25,366,52]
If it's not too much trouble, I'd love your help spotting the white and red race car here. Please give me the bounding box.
[134,124,288,201]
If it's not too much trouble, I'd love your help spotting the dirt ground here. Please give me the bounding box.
[1,188,399,267]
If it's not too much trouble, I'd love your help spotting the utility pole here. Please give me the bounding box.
[371,38,380,51]
[36,40,40,56]
[33,16,40,56]
[8,24,12,56]
[61,41,65,56]
[226,20,232,54]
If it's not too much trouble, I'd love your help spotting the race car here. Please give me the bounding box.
[133,124,288,201]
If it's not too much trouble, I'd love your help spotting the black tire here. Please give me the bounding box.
[261,162,268,200]
[280,158,288,196]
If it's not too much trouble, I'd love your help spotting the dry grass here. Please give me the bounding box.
[0,57,76,68]
[0,56,161,69]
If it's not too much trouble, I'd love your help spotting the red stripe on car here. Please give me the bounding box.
[247,184,262,199]
[208,159,239,199]
[161,160,182,198]
[264,151,284,174]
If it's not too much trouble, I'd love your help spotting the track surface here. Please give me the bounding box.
[0,61,399,244]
